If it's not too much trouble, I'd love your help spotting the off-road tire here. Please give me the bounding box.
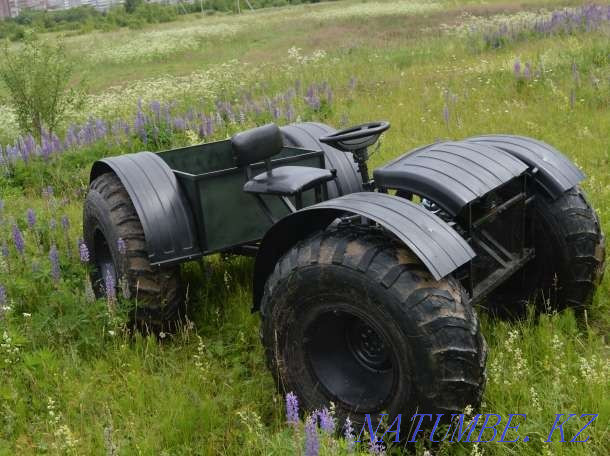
[260,227,487,427]
[84,172,183,329]
[490,185,605,315]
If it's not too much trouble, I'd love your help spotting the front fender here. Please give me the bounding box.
[252,192,475,310]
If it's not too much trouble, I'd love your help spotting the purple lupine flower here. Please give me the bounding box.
[61,216,70,231]
[513,60,521,77]
[117,238,127,255]
[304,415,319,456]
[1,241,8,258]
[12,224,25,255]
[317,408,334,434]
[0,284,6,306]
[368,439,385,455]
[49,245,60,282]
[79,241,90,263]
[26,208,36,229]
[443,105,450,126]
[286,392,299,425]
[523,62,532,79]
[349,76,357,91]
[105,268,116,299]
[344,417,355,451]
[49,218,57,230]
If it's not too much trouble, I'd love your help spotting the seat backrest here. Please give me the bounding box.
[231,123,284,167]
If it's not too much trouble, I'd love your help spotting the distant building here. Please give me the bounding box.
[0,0,10,19]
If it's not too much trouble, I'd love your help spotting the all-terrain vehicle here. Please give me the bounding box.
[84,121,605,424]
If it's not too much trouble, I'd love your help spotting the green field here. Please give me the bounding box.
[0,0,608,454]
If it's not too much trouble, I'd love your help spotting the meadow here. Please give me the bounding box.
[0,0,609,454]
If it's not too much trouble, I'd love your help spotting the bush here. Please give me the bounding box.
[0,39,84,140]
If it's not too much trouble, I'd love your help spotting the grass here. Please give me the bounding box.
[0,0,608,454]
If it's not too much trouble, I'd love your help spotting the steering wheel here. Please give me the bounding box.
[319,121,390,152]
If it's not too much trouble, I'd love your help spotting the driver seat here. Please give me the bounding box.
[232,124,335,211]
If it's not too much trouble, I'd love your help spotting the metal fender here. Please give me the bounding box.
[90,152,201,266]
[252,192,475,310]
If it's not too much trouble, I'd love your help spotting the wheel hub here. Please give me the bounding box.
[347,321,391,371]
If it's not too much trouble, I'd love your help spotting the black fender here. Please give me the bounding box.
[281,122,363,198]
[373,141,529,216]
[466,135,585,199]
[90,152,201,266]
[252,192,475,310]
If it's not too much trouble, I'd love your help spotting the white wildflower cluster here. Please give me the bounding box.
[530,386,543,412]
[550,334,566,388]
[1,331,19,366]
[578,355,609,385]
[489,329,528,385]
[307,0,441,21]
[193,335,209,378]
[441,11,544,37]
[287,47,327,65]
[78,23,241,64]
[47,397,78,451]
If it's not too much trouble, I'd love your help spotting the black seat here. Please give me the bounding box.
[243,166,334,196]
[231,124,335,212]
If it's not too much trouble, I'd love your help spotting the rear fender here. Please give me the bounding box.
[90,152,201,266]
[466,135,585,199]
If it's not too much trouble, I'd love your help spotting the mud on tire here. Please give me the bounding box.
[260,227,487,427]
[83,172,184,329]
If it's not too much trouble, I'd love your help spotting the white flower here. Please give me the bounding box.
[108,330,115,337]
[22,312,31,318]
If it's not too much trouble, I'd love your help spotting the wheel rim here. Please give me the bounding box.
[304,308,397,410]
[93,228,116,292]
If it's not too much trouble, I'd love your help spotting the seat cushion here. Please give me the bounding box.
[231,123,284,167]
[243,166,334,196]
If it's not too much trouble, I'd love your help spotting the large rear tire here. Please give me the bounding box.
[490,185,605,315]
[83,172,183,329]
[260,227,487,427]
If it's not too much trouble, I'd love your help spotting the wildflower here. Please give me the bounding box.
[49,245,60,282]
[513,59,521,77]
[524,63,532,79]
[23,312,31,318]
[61,216,70,231]
[443,104,450,126]
[317,408,334,434]
[79,241,90,263]
[84,279,96,303]
[26,208,36,229]
[286,392,299,425]
[305,414,319,456]
[12,224,25,256]
[159,332,167,339]
[344,417,355,451]
[105,269,116,299]
[108,330,115,336]
[1,241,8,258]
[530,386,542,411]
[369,439,386,455]
[117,238,127,255]
[49,218,57,230]
[0,284,6,308]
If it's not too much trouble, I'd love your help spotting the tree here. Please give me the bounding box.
[0,39,83,140]
[124,0,143,14]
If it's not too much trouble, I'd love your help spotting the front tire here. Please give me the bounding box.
[261,228,487,426]
[83,172,184,329]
